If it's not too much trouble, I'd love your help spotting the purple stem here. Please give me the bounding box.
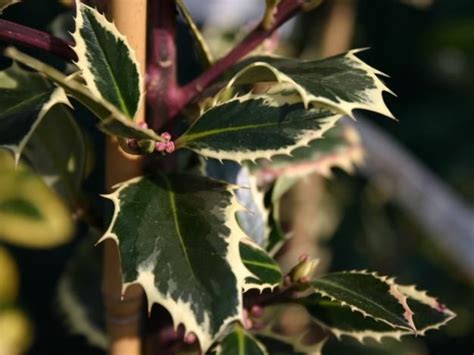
[146,0,180,130]
[0,18,77,61]
[173,0,304,116]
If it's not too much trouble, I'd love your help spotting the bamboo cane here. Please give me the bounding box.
[103,1,147,355]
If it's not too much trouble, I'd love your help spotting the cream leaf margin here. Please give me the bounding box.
[98,176,253,352]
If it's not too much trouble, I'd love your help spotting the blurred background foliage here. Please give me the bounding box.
[0,0,472,354]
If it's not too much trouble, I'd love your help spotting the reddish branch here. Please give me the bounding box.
[0,0,305,128]
[0,19,77,60]
[175,0,304,116]
[146,0,180,130]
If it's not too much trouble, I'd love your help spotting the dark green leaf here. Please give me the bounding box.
[73,0,143,118]
[226,50,394,118]
[100,173,252,351]
[177,93,343,163]
[23,105,86,208]
[176,0,214,68]
[311,272,416,332]
[240,240,282,291]
[5,48,162,142]
[301,284,455,342]
[58,229,106,349]
[213,325,267,355]
[0,0,19,13]
[0,64,68,162]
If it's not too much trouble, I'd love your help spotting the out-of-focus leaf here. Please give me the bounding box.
[0,0,20,14]
[203,159,269,246]
[176,0,214,67]
[0,63,69,163]
[99,174,252,352]
[0,246,19,306]
[23,105,86,208]
[58,229,107,349]
[0,151,73,248]
[257,124,364,186]
[262,0,281,30]
[0,308,33,355]
[72,0,143,119]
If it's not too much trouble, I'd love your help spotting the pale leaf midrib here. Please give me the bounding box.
[314,278,410,329]
[83,9,132,118]
[162,175,200,284]
[182,119,306,144]
[242,259,280,272]
[237,328,246,355]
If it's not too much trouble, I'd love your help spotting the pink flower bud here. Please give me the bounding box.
[244,317,253,330]
[165,141,175,154]
[138,122,148,129]
[161,132,171,141]
[155,142,167,152]
[299,254,309,262]
[251,305,264,318]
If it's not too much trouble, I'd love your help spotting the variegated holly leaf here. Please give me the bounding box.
[256,124,364,186]
[176,92,344,163]
[176,0,214,68]
[0,63,69,163]
[240,239,281,292]
[202,159,269,246]
[72,0,143,118]
[397,285,456,335]
[100,174,252,352]
[226,50,394,118]
[23,105,86,208]
[301,292,452,343]
[310,271,418,333]
[5,48,162,142]
[57,229,107,349]
[211,324,267,355]
[0,0,20,13]
[0,150,73,248]
[301,284,455,342]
